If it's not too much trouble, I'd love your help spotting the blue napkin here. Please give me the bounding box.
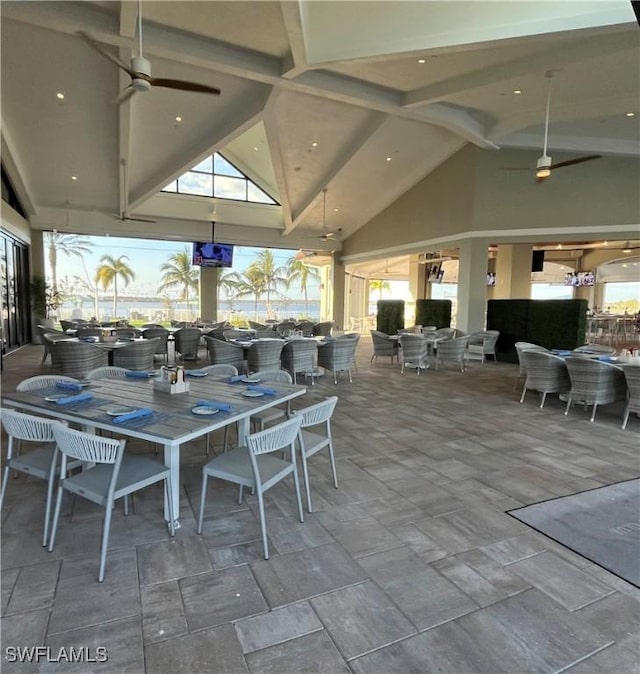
[228,375,245,383]
[598,356,614,362]
[112,408,153,424]
[125,370,150,378]
[246,385,276,395]
[56,381,83,391]
[55,392,94,405]
[552,350,573,357]
[196,399,233,412]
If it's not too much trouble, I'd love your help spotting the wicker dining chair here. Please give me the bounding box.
[620,365,640,430]
[50,340,109,379]
[514,342,550,390]
[466,330,500,363]
[294,321,315,337]
[398,334,429,374]
[519,351,571,407]
[141,328,170,362]
[317,337,358,383]
[435,335,470,372]
[246,339,285,374]
[281,339,318,384]
[85,367,129,380]
[112,338,159,371]
[204,336,246,371]
[564,356,627,422]
[312,321,334,337]
[173,327,202,362]
[370,330,399,365]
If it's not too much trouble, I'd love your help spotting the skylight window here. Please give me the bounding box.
[162,152,277,205]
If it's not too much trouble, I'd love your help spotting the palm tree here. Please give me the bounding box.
[45,232,92,291]
[233,267,267,320]
[95,255,135,319]
[246,249,286,318]
[218,270,243,313]
[369,279,391,300]
[286,257,320,315]
[157,248,199,319]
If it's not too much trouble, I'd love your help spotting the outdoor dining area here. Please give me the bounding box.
[1,333,638,673]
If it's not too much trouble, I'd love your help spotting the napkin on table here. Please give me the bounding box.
[196,400,233,412]
[228,375,245,383]
[125,370,150,379]
[112,408,153,424]
[55,392,94,405]
[56,381,83,391]
[246,385,276,395]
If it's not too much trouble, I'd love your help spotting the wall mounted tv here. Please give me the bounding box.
[192,242,234,268]
[564,271,595,287]
[427,264,445,283]
[487,272,496,287]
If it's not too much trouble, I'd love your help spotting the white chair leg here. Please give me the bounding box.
[590,403,598,422]
[98,501,114,582]
[48,484,65,553]
[255,489,269,559]
[622,408,630,429]
[0,465,10,512]
[540,392,547,408]
[520,386,527,403]
[300,450,312,513]
[327,439,339,489]
[292,466,304,524]
[197,473,208,534]
[564,396,572,415]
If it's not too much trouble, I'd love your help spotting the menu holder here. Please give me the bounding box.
[153,379,190,395]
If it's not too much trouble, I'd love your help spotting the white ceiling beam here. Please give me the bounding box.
[279,0,308,79]
[117,2,136,218]
[403,28,638,108]
[129,89,272,210]
[262,90,294,231]
[288,113,387,233]
[496,132,640,157]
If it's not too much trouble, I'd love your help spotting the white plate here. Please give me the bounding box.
[191,406,219,415]
[187,370,208,377]
[45,393,70,402]
[106,406,136,416]
[242,390,265,398]
[241,377,261,383]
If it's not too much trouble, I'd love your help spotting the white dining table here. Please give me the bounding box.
[2,374,307,528]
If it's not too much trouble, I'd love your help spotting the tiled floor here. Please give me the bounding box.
[1,341,639,673]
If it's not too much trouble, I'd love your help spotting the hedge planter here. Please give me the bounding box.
[377,300,405,335]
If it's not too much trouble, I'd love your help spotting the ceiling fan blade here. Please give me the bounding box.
[114,213,157,223]
[77,31,134,76]
[549,155,602,170]
[115,86,137,105]
[150,78,221,95]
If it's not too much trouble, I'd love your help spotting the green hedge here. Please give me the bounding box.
[487,299,588,362]
[415,300,452,329]
[377,300,404,335]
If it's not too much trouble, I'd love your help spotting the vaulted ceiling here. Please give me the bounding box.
[2,1,638,255]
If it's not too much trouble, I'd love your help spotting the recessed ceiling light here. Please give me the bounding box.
[386,156,392,162]
[626,112,635,117]
[513,89,522,94]
[253,146,259,151]
[71,176,77,181]
[417,58,426,64]
[56,92,65,100]
[311,141,318,147]
[333,208,339,212]
[175,116,182,123]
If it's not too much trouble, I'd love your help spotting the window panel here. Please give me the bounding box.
[178,172,213,196]
[214,154,243,177]
[162,181,178,193]
[247,183,276,204]
[192,156,213,173]
[214,176,247,200]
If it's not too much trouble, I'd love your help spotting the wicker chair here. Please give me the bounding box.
[519,351,571,407]
[312,321,334,337]
[113,327,141,339]
[40,332,69,367]
[85,366,129,380]
[514,342,551,390]
[223,329,254,341]
[281,339,318,384]
[435,335,470,372]
[294,321,315,337]
[59,319,77,332]
[248,321,267,330]
[573,344,617,355]
[564,357,627,422]
[174,327,202,362]
[246,340,285,374]
[317,337,358,383]
[141,328,170,362]
[50,340,109,379]
[398,334,429,374]
[370,330,399,365]
[466,330,500,363]
[76,327,104,338]
[621,365,640,430]
[112,339,159,371]
[204,336,245,371]
[275,321,297,337]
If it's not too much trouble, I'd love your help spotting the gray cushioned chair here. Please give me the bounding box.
[112,338,159,371]
[519,351,571,407]
[142,327,170,362]
[204,336,245,371]
[466,330,500,363]
[281,339,318,384]
[435,335,470,372]
[317,337,359,383]
[246,339,285,374]
[564,356,627,422]
[620,364,640,430]
[50,340,109,379]
[173,327,202,362]
[398,334,429,374]
[370,329,399,365]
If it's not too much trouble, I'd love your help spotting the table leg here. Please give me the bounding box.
[236,417,250,446]
[163,443,181,529]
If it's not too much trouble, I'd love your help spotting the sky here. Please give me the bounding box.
[52,234,318,299]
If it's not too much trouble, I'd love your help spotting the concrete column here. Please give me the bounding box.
[457,238,491,333]
[408,255,427,324]
[30,230,45,279]
[199,266,218,322]
[494,244,532,299]
[331,254,346,330]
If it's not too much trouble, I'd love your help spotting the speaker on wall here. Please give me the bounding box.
[531,250,545,272]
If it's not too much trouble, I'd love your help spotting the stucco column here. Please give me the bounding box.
[457,238,490,333]
[199,266,218,322]
[30,230,45,280]
[408,254,427,324]
[494,244,532,299]
[331,254,346,330]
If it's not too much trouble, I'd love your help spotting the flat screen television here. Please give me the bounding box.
[428,266,445,283]
[192,242,234,268]
[487,272,496,287]
[564,271,595,287]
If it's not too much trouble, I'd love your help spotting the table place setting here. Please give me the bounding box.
[185,369,209,377]
[242,385,277,397]
[55,381,85,391]
[110,407,154,424]
[125,370,158,379]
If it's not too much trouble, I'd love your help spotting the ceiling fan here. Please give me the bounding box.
[305,189,341,242]
[78,0,221,104]
[113,212,157,224]
[534,70,601,183]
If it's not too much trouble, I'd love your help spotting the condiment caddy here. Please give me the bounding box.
[153,365,190,394]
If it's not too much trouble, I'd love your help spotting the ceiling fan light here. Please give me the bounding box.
[536,155,551,178]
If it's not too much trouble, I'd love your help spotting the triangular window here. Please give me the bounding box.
[162,152,277,204]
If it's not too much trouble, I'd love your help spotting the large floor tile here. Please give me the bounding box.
[141,580,188,645]
[137,536,212,586]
